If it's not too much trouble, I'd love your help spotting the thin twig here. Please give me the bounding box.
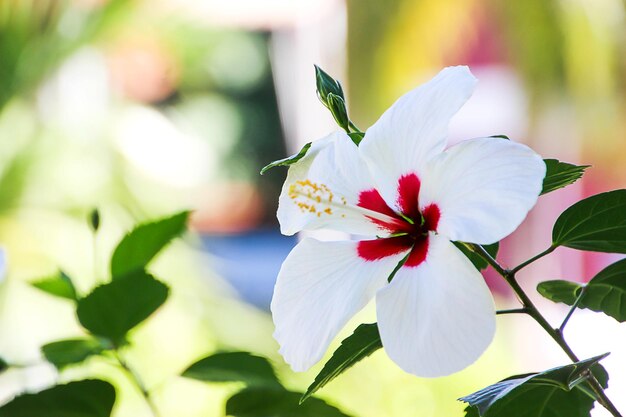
[496,308,528,315]
[559,286,587,333]
[469,244,622,417]
[113,351,162,417]
[510,245,557,274]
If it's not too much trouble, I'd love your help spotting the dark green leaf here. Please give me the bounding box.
[0,357,7,374]
[541,159,589,195]
[260,142,312,175]
[538,258,626,322]
[0,379,115,417]
[42,338,108,369]
[226,387,352,417]
[110,211,189,279]
[31,271,77,301]
[489,135,510,140]
[537,280,582,305]
[302,323,382,403]
[314,65,345,106]
[460,354,608,417]
[89,209,101,232]
[454,242,500,271]
[76,271,169,345]
[182,352,281,387]
[348,132,364,145]
[326,93,349,131]
[552,190,626,253]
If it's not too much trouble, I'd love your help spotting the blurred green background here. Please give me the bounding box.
[0,0,625,416]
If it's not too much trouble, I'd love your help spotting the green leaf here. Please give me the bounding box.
[460,354,608,417]
[537,280,582,305]
[260,142,312,175]
[76,271,169,345]
[326,93,350,131]
[541,159,589,195]
[314,65,345,106]
[0,357,8,374]
[538,258,626,322]
[42,338,108,369]
[182,352,281,387]
[0,379,115,417]
[89,209,101,232]
[31,271,77,301]
[489,134,510,140]
[453,242,499,271]
[110,211,189,279]
[302,323,382,403]
[226,387,352,417]
[552,189,626,253]
[348,132,364,146]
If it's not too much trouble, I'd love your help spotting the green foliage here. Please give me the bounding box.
[0,379,116,417]
[538,258,626,322]
[454,242,499,271]
[42,338,108,370]
[302,323,382,403]
[89,209,101,232]
[260,142,312,175]
[182,352,281,387]
[226,388,352,417]
[552,190,626,253]
[315,65,345,107]
[76,271,169,345]
[348,131,365,145]
[326,93,350,131]
[31,271,78,301]
[537,280,581,305]
[110,211,189,279]
[0,357,7,374]
[541,159,589,195]
[461,354,609,417]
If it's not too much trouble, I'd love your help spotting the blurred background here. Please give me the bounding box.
[0,0,625,416]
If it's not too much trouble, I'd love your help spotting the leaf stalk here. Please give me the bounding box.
[468,243,622,417]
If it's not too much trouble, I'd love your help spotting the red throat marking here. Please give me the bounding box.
[356,173,440,268]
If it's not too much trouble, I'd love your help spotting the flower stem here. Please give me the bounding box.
[510,244,557,274]
[468,243,623,417]
[496,308,528,315]
[559,286,587,333]
[113,350,162,417]
[348,121,362,133]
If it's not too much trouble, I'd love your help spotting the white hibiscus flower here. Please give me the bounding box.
[271,66,546,377]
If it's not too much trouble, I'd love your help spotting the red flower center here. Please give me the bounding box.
[356,173,440,268]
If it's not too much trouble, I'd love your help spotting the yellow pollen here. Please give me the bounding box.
[288,179,338,217]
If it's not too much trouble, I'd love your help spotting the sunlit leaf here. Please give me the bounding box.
[453,242,499,271]
[0,379,115,417]
[260,142,312,175]
[76,271,169,345]
[42,338,108,369]
[541,159,589,195]
[302,323,382,403]
[461,354,608,417]
[226,387,352,417]
[182,352,281,387]
[314,65,345,106]
[537,280,581,305]
[552,190,626,253]
[110,211,189,279]
[538,258,626,322]
[31,271,77,301]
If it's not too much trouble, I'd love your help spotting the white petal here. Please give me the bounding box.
[272,238,409,372]
[376,234,495,377]
[420,137,545,244]
[278,131,398,236]
[360,66,477,208]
